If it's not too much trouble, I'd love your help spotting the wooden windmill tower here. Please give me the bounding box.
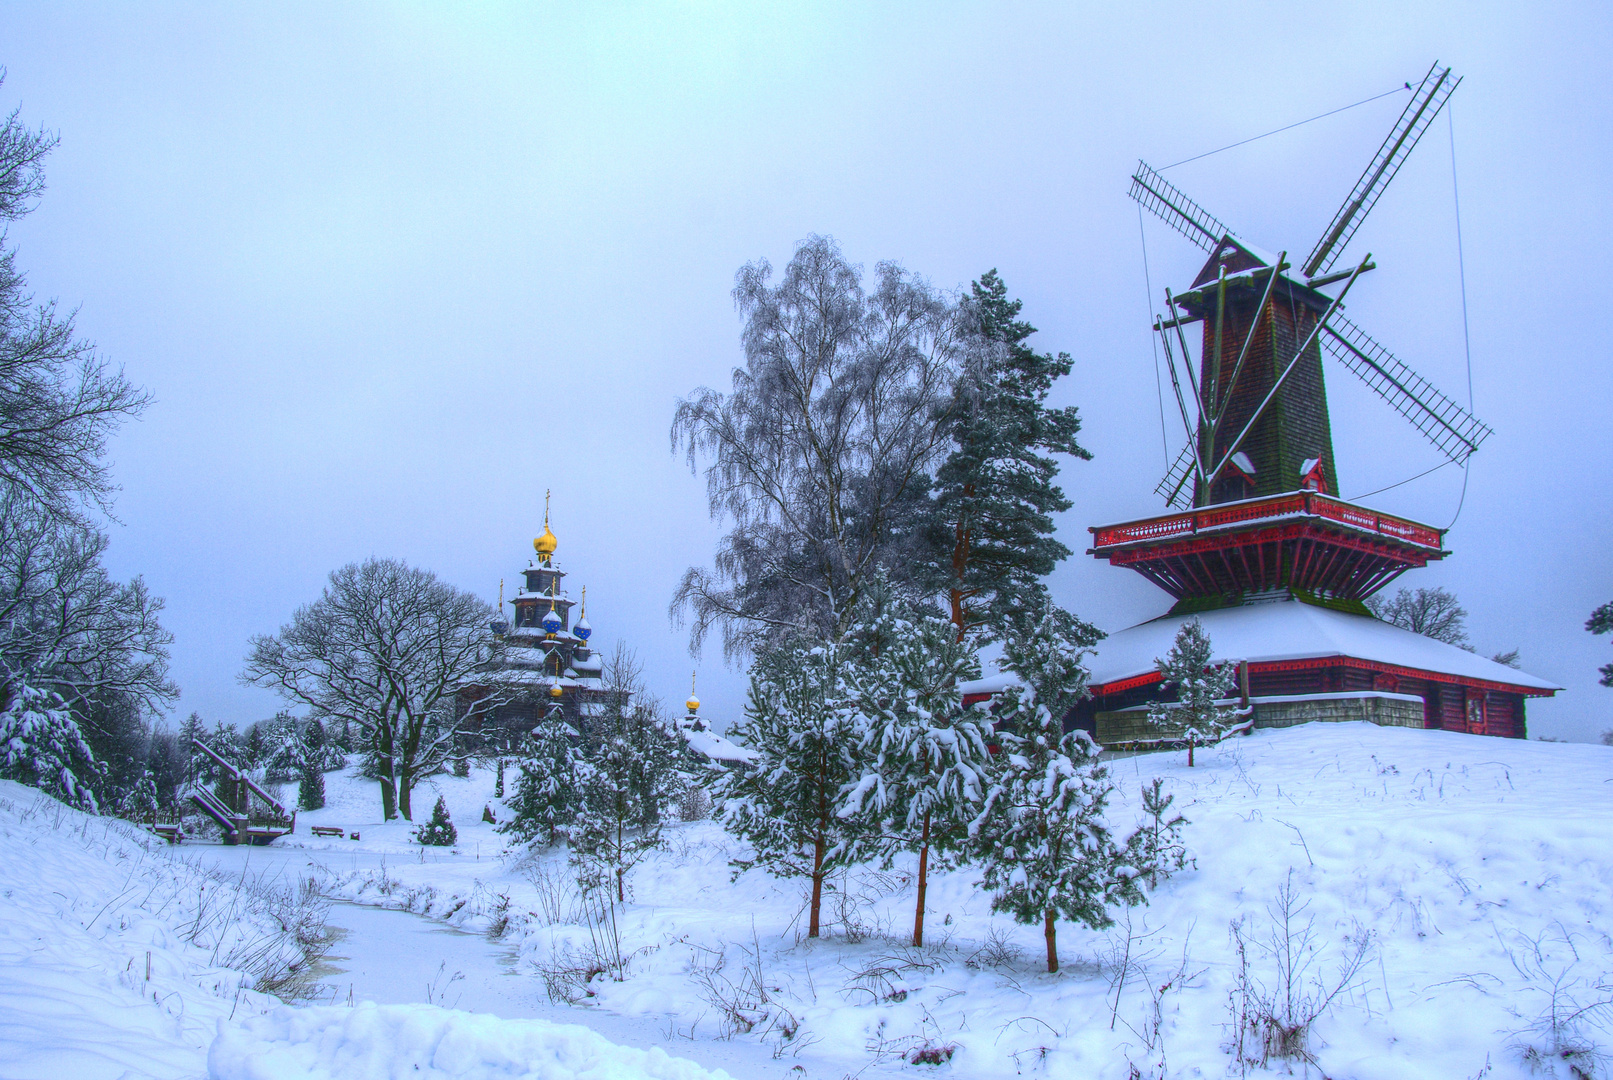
[1077,64,1560,741]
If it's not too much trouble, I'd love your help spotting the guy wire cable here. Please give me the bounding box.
[1138,205,1170,467]
[1445,102,1476,531]
[1160,83,1412,171]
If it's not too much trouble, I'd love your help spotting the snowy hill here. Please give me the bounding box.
[7,723,1613,1078]
[317,724,1613,1079]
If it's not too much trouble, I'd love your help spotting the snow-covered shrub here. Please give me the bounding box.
[677,782,711,822]
[0,679,101,810]
[1147,617,1247,766]
[1503,926,1613,1078]
[413,795,457,846]
[1227,872,1374,1070]
[721,638,863,938]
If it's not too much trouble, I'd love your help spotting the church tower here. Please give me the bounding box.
[473,493,608,744]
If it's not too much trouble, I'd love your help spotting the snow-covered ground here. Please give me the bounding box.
[9,723,1613,1078]
[294,723,1613,1079]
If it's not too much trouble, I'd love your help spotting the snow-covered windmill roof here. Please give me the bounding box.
[1087,599,1560,694]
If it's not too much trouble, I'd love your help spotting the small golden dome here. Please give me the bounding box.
[686,696,700,713]
[534,524,558,556]
[550,683,564,699]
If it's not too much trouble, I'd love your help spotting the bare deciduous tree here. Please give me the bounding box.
[0,79,149,525]
[671,235,963,659]
[242,557,505,820]
[0,493,175,718]
[1366,586,1470,648]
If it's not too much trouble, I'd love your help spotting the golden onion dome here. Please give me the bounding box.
[686,695,700,713]
[549,682,564,699]
[534,524,558,556]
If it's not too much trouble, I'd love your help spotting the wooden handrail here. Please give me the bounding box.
[1090,491,1443,551]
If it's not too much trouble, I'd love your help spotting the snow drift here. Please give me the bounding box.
[208,1003,730,1080]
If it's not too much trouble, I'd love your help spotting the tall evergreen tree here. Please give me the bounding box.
[721,638,862,938]
[933,270,1096,641]
[1587,602,1613,687]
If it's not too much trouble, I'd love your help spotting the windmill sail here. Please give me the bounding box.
[1155,443,1199,508]
[1129,161,1234,253]
[1303,63,1461,278]
[1320,313,1490,464]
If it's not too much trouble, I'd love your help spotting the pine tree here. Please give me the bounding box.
[0,680,101,810]
[1587,602,1613,687]
[297,763,326,810]
[414,795,457,846]
[970,605,1158,973]
[500,713,585,848]
[570,700,686,902]
[1147,618,1244,766]
[178,712,207,783]
[933,270,1097,642]
[841,602,989,946]
[721,639,862,938]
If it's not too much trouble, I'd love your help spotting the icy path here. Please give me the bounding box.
[187,844,816,1079]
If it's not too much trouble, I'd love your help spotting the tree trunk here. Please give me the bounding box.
[1187,743,1195,768]
[398,767,414,821]
[808,833,825,938]
[1044,908,1059,973]
[913,811,932,947]
[948,485,975,642]
[617,867,625,904]
[379,774,398,821]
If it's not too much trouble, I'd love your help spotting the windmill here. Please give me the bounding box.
[1065,64,1560,747]
[1089,63,1491,607]
[1129,62,1487,511]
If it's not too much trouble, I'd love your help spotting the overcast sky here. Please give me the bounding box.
[4,2,1610,739]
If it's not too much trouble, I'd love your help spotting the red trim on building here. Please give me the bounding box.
[1088,654,1552,700]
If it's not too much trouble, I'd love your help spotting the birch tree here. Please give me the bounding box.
[671,235,963,660]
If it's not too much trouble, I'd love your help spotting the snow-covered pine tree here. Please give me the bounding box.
[177,712,207,782]
[932,270,1097,642]
[841,602,988,946]
[1126,778,1188,889]
[569,697,686,902]
[0,679,101,810]
[297,762,325,810]
[500,712,586,848]
[970,605,1152,973]
[721,638,862,938]
[414,795,457,846]
[1147,617,1244,766]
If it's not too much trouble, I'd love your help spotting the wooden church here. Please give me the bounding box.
[459,494,612,748]
[1072,64,1558,744]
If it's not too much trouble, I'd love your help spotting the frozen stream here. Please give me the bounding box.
[181,841,823,1079]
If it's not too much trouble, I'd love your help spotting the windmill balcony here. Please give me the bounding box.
[1090,490,1442,552]
[1088,490,1447,604]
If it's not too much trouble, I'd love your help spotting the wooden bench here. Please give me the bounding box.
[309,825,345,838]
[149,823,185,844]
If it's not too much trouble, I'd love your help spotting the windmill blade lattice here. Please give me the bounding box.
[1129,161,1234,253]
[1154,442,1199,508]
[1320,313,1491,465]
[1303,63,1461,278]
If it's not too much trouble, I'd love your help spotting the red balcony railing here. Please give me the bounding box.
[1090,491,1444,551]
